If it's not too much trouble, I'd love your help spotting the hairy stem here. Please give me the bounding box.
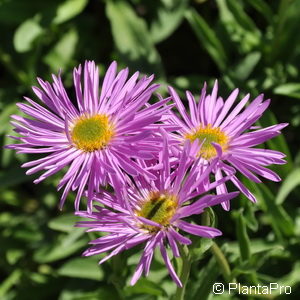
[211,241,232,283]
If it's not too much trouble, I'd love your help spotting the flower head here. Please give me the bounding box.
[168,81,288,209]
[76,134,239,286]
[7,61,171,211]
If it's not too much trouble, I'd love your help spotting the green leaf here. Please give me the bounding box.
[231,52,261,81]
[240,195,259,232]
[53,0,88,24]
[44,28,78,71]
[0,103,18,135]
[1,105,20,168]
[276,168,300,204]
[13,17,43,53]
[34,229,86,263]
[169,74,208,92]
[190,238,213,262]
[48,213,80,232]
[275,262,300,294]
[258,110,293,177]
[0,167,33,188]
[106,0,163,77]
[58,256,104,280]
[226,0,259,33]
[0,269,22,297]
[227,239,283,256]
[234,210,251,261]
[185,8,228,71]
[269,0,300,62]
[125,278,166,297]
[245,0,274,24]
[216,0,260,53]
[273,82,300,99]
[6,249,24,265]
[187,256,219,299]
[250,180,295,238]
[150,0,187,43]
[231,263,256,277]
[60,287,120,300]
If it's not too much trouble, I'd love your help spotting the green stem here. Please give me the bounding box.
[110,255,125,300]
[210,242,232,283]
[173,245,192,300]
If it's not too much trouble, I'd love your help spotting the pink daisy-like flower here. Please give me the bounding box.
[167,81,288,209]
[76,133,239,286]
[7,61,171,211]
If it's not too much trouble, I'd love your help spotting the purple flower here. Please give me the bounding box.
[76,134,239,286]
[7,61,171,211]
[167,81,288,209]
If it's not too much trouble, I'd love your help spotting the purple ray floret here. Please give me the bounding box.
[76,134,239,286]
[167,81,288,209]
[7,61,171,211]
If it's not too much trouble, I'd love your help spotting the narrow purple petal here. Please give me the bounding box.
[176,220,222,238]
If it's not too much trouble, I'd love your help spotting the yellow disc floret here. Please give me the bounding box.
[71,114,114,152]
[185,124,229,160]
[136,191,178,232]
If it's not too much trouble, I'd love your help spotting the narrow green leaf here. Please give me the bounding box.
[226,239,283,256]
[188,256,220,299]
[190,208,215,260]
[242,178,294,240]
[0,269,22,297]
[258,110,293,177]
[234,211,251,261]
[245,0,274,24]
[276,168,300,204]
[269,0,300,62]
[210,242,232,282]
[0,103,18,135]
[231,52,261,81]
[240,195,259,232]
[226,0,260,33]
[216,0,260,53]
[273,82,300,99]
[185,8,228,71]
[274,262,300,294]
[258,183,295,238]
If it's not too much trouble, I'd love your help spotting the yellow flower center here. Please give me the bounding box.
[136,191,178,232]
[71,114,114,152]
[185,124,229,160]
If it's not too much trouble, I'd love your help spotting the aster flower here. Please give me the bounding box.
[76,133,239,286]
[7,61,172,211]
[167,81,288,209]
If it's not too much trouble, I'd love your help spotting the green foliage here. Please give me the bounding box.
[1,0,300,299]
[185,7,228,72]
[106,0,163,77]
[13,16,44,53]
